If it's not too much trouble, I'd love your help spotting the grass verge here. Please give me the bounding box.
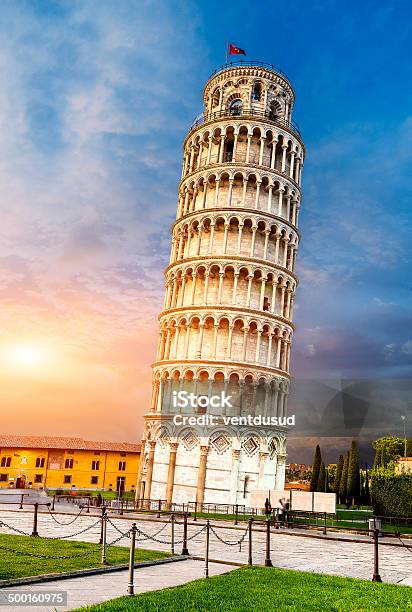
[190,512,412,534]
[0,533,170,580]
[74,566,411,612]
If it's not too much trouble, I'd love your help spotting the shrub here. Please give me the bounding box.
[370,468,412,518]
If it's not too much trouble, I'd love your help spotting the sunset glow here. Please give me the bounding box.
[1,341,56,372]
[10,343,51,368]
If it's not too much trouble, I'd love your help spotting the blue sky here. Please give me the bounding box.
[0,0,411,441]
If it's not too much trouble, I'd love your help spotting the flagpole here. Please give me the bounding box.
[225,41,228,65]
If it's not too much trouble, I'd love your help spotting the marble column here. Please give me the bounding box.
[196,445,209,507]
[230,449,241,503]
[144,441,156,502]
[165,442,179,507]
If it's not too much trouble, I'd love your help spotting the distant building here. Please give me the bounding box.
[285,481,310,491]
[286,463,307,471]
[0,435,140,493]
[395,457,412,474]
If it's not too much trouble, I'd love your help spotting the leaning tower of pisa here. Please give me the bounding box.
[137,61,304,507]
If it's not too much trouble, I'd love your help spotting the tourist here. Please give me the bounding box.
[264,497,272,519]
[278,498,287,526]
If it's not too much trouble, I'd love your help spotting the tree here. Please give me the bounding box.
[373,437,405,462]
[325,465,330,493]
[406,439,412,457]
[381,444,387,467]
[364,464,371,506]
[359,471,365,503]
[347,440,360,505]
[327,463,337,490]
[310,445,322,492]
[339,451,349,504]
[373,446,382,470]
[318,461,326,492]
[334,454,344,495]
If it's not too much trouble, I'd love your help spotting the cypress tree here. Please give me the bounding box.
[325,465,329,493]
[359,470,365,504]
[364,464,371,506]
[310,444,322,492]
[347,440,360,505]
[334,454,344,494]
[339,451,349,504]
[318,461,326,492]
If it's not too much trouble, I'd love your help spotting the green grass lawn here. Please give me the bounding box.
[74,566,412,612]
[188,511,412,535]
[292,516,412,535]
[0,533,170,580]
[192,511,266,522]
[336,509,372,519]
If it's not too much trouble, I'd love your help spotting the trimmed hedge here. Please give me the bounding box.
[370,470,412,517]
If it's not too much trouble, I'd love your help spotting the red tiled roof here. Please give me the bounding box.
[0,435,140,453]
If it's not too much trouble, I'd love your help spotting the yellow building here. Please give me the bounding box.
[0,435,140,493]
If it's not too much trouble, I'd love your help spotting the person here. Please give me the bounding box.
[96,492,102,507]
[264,497,272,519]
[284,499,290,527]
[278,498,286,526]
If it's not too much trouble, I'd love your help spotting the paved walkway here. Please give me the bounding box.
[1,509,411,584]
[0,559,232,611]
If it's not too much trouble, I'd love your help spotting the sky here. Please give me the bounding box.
[0,0,411,451]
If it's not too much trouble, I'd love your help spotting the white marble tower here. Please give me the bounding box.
[137,61,304,507]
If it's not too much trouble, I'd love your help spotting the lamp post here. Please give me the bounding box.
[401,415,407,458]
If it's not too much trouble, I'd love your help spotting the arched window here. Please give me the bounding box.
[269,100,282,121]
[211,88,220,108]
[229,99,242,116]
[252,82,262,102]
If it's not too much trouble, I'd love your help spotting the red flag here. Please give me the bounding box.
[229,44,246,56]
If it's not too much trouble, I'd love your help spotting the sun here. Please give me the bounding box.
[0,341,58,374]
[10,344,50,368]
[0,339,62,378]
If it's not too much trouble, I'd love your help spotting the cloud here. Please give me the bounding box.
[401,340,412,355]
[306,344,316,357]
[0,0,208,440]
[294,111,412,379]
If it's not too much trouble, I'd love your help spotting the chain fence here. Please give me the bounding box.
[397,534,412,554]
[209,523,249,547]
[44,518,102,540]
[0,519,32,537]
[0,504,410,590]
[133,522,207,545]
[0,522,131,560]
[47,506,85,526]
